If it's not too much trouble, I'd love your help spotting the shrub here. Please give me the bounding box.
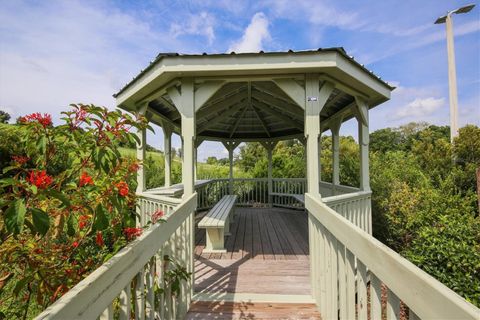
[0,105,149,318]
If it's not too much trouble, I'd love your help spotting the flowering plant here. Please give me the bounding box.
[0,104,150,318]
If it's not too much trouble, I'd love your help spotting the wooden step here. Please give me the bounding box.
[186,301,321,319]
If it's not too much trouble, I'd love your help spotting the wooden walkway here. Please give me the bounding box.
[195,207,309,260]
[188,208,319,319]
[186,301,321,319]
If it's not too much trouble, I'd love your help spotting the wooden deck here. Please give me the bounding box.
[189,208,318,319]
[194,207,310,294]
[186,301,321,319]
[195,207,309,261]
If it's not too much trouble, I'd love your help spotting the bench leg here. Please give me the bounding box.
[224,217,231,236]
[203,228,226,253]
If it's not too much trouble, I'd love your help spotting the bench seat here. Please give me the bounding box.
[198,195,237,253]
[270,192,305,205]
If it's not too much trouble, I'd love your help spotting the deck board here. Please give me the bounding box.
[186,301,321,320]
[194,207,310,296]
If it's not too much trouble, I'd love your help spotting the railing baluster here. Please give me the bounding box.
[135,269,145,320]
[99,303,114,320]
[119,284,131,320]
[387,289,401,320]
[145,258,155,320]
[409,308,420,320]
[357,260,368,320]
[337,242,347,319]
[371,273,382,319]
[345,249,355,319]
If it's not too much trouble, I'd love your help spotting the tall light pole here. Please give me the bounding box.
[435,4,475,143]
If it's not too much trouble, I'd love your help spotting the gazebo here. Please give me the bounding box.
[36,50,480,320]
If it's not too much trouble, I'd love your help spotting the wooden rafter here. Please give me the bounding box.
[251,105,271,137]
[197,89,247,119]
[198,83,246,111]
[197,102,245,134]
[229,105,248,138]
[252,99,303,131]
[251,91,303,120]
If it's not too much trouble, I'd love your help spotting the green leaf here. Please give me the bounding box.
[30,185,38,195]
[30,208,50,235]
[93,204,109,231]
[45,189,71,208]
[4,199,26,235]
[13,276,32,297]
[0,178,16,187]
[66,214,76,236]
[2,166,17,174]
[38,135,47,154]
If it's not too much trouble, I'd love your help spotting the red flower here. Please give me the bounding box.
[72,241,79,248]
[78,215,89,230]
[20,112,52,128]
[79,172,93,187]
[12,155,29,165]
[27,170,53,189]
[124,227,143,240]
[128,163,140,173]
[116,181,129,197]
[151,210,164,224]
[96,231,104,247]
[33,248,43,254]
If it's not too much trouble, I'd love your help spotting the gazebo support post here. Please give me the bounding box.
[222,141,240,195]
[261,141,277,207]
[305,76,334,195]
[355,97,370,192]
[194,138,204,181]
[305,75,334,311]
[331,119,342,196]
[167,79,196,314]
[162,121,173,187]
[135,102,149,194]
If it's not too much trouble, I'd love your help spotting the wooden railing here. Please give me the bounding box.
[323,191,371,234]
[306,193,480,320]
[196,178,228,210]
[137,193,182,225]
[35,193,197,320]
[272,178,306,208]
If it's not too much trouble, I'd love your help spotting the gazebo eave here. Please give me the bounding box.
[114,50,393,114]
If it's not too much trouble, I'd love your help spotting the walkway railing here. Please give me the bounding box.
[306,193,479,320]
[35,193,197,320]
[137,193,182,225]
[194,178,372,232]
[323,191,372,234]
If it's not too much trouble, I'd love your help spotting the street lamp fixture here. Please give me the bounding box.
[434,3,476,142]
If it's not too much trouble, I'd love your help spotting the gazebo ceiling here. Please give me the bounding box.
[147,80,354,140]
[114,48,393,141]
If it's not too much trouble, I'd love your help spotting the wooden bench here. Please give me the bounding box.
[198,195,237,253]
[270,192,305,205]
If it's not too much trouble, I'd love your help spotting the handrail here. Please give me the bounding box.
[35,193,197,320]
[306,193,480,319]
[322,190,370,203]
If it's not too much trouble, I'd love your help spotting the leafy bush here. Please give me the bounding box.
[0,105,151,318]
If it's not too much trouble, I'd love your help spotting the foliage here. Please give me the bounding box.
[0,111,11,124]
[0,105,150,319]
[370,123,480,307]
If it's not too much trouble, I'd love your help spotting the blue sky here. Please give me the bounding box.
[0,0,479,161]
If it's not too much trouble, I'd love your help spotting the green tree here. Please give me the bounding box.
[0,110,11,123]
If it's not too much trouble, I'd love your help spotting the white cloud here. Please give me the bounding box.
[170,11,216,45]
[228,12,270,53]
[0,0,192,122]
[394,97,445,119]
[266,0,362,30]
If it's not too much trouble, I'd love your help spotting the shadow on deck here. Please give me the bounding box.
[188,207,320,319]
